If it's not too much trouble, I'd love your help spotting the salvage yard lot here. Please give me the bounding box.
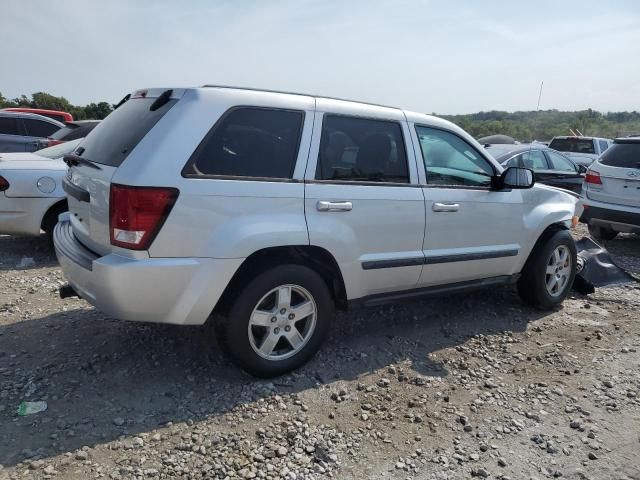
[1,229,639,480]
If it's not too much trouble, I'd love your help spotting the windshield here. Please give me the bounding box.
[484,145,519,159]
[35,138,84,159]
[549,138,595,154]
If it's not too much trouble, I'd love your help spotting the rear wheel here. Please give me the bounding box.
[214,264,334,377]
[518,229,577,309]
[42,202,68,243]
[588,224,618,241]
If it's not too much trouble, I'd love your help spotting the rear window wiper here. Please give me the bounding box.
[63,154,102,170]
[150,89,173,111]
[113,93,131,110]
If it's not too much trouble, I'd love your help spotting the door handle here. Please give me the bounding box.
[316,200,353,212]
[432,202,459,212]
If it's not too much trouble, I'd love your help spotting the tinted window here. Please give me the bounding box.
[77,97,177,167]
[316,115,408,183]
[186,108,303,179]
[513,150,548,170]
[546,151,577,172]
[549,138,595,154]
[50,123,98,141]
[416,126,494,187]
[49,125,76,140]
[0,117,20,135]
[598,140,609,153]
[599,143,640,169]
[23,119,60,138]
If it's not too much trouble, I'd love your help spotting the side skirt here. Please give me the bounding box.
[348,274,520,309]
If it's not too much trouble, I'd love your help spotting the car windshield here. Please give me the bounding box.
[35,138,84,159]
[549,138,595,154]
[485,145,519,159]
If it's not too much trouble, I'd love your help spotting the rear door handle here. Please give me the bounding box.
[432,202,459,212]
[316,200,353,212]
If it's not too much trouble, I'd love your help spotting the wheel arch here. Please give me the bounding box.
[213,245,348,317]
[40,198,68,231]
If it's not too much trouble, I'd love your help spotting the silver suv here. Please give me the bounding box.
[54,86,580,376]
[581,137,640,240]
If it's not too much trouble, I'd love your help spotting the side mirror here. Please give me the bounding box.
[494,166,535,190]
[578,164,587,174]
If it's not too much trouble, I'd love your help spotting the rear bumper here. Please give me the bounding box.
[580,200,640,233]
[53,216,243,325]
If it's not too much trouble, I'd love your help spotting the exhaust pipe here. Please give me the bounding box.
[59,283,80,299]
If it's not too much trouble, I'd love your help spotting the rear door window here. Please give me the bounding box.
[316,115,409,183]
[598,140,610,153]
[22,119,59,138]
[513,150,548,170]
[184,107,304,179]
[0,117,20,135]
[599,143,640,169]
[77,96,177,167]
[546,151,577,172]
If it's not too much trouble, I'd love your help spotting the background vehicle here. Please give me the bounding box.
[0,138,82,240]
[549,135,612,167]
[45,120,100,147]
[486,144,586,193]
[581,137,640,240]
[54,87,579,377]
[0,112,63,152]
[2,107,73,123]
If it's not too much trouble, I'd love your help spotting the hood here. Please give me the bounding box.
[0,158,67,171]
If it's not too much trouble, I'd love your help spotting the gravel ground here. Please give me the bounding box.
[1,226,639,480]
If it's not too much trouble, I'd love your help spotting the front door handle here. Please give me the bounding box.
[432,202,459,212]
[316,200,353,212]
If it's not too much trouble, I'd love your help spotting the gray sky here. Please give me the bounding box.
[2,0,639,114]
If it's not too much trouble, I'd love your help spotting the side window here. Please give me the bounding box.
[546,151,577,172]
[23,119,60,138]
[185,107,304,179]
[505,156,521,168]
[415,126,494,187]
[316,115,409,183]
[0,117,20,135]
[515,150,548,170]
[598,140,609,153]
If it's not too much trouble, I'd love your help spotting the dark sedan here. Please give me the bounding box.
[485,144,586,193]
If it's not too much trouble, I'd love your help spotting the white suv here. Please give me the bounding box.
[581,137,640,240]
[54,86,579,376]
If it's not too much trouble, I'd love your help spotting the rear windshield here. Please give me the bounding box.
[549,138,595,154]
[599,143,640,169]
[76,97,177,167]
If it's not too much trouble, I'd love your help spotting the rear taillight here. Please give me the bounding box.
[585,170,602,185]
[47,139,64,147]
[109,184,178,250]
[0,176,9,192]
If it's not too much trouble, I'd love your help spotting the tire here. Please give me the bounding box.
[588,224,618,241]
[214,264,334,377]
[42,203,67,244]
[518,229,577,309]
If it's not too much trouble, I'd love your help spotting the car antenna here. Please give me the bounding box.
[527,81,544,160]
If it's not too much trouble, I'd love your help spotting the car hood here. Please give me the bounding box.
[0,152,51,162]
[0,158,67,171]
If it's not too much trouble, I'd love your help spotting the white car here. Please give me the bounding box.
[580,137,640,240]
[54,87,580,377]
[0,139,82,240]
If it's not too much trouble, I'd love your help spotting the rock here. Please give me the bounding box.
[112,417,125,426]
[277,446,288,457]
[75,450,88,461]
[378,378,391,388]
[471,467,490,477]
[588,452,598,460]
[603,380,614,389]
[43,465,56,475]
[498,457,507,467]
[395,461,405,469]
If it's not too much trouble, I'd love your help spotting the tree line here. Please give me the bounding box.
[2,91,639,140]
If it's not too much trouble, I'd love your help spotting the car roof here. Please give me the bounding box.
[614,136,640,144]
[66,120,101,127]
[486,144,550,160]
[0,110,65,126]
[551,135,609,141]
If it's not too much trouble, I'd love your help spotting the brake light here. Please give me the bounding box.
[585,170,602,185]
[47,139,64,147]
[109,184,178,250]
[0,176,9,192]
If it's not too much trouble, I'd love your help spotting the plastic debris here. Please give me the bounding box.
[573,237,635,294]
[17,401,47,416]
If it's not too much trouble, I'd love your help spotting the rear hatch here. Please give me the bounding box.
[64,89,182,255]
[585,140,640,208]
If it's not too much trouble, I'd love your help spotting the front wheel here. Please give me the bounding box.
[518,230,577,309]
[214,265,334,377]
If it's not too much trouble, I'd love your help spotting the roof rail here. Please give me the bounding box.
[201,84,401,111]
